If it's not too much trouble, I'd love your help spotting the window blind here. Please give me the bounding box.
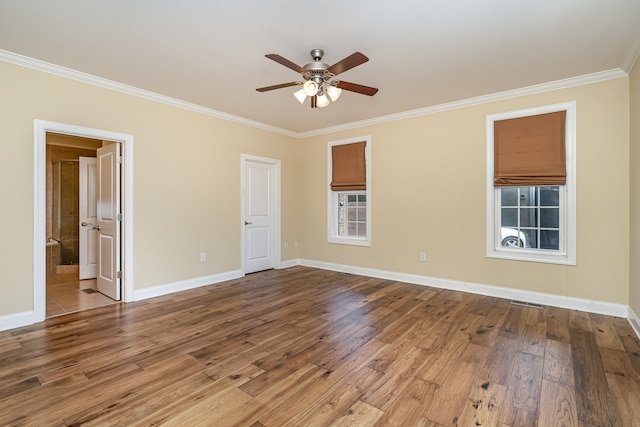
[494,110,566,186]
[331,141,366,191]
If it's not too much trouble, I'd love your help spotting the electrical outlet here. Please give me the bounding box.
[419,252,426,262]
[200,252,206,262]
[294,241,299,248]
[284,242,289,249]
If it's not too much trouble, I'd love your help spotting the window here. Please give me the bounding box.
[500,186,560,250]
[328,137,371,246]
[338,193,367,237]
[486,102,576,265]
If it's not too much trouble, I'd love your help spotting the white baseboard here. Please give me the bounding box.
[297,259,630,319]
[133,269,243,301]
[4,262,638,341]
[278,259,299,269]
[629,307,640,339]
[0,310,37,332]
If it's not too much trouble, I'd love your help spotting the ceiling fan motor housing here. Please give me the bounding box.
[303,49,334,86]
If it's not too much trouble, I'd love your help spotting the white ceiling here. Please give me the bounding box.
[1,1,639,135]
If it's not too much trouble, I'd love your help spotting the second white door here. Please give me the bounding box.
[244,158,278,274]
[96,143,121,300]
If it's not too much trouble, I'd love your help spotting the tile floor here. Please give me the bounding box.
[46,271,118,317]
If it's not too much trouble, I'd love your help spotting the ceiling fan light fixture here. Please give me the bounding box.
[257,49,378,109]
[293,88,307,104]
[316,93,330,108]
[303,80,318,96]
[326,85,342,102]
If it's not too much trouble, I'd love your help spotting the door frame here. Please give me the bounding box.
[240,154,281,274]
[34,119,134,322]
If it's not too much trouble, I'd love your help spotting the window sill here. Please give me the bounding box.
[328,236,371,247]
[487,247,575,265]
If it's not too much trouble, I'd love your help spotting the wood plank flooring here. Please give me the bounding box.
[1,266,639,426]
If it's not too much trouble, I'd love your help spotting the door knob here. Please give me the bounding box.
[81,222,91,227]
[244,220,252,225]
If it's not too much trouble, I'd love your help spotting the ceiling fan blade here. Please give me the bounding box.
[327,52,369,76]
[336,81,379,96]
[256,82,302,92]
[265,54,306,74]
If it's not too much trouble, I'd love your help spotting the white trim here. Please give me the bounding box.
[133,270,243,301]
[327,136,372,246]
[278,259,299,269]
[0,311,37,332]
[4,257,638,339]
[240,154,282,273]
[34,120,134,325]
[622,25,640,73]
[486,102,577,265]
[299,69,626,138]
[295,259,628,318]
[0,50,297,138]
[629,307,640,340]
[0,50,626,139]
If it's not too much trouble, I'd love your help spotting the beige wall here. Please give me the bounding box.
[630,60,640,316]
[0,58,633,322]
[0,61,302,317]
[299,78,630,305]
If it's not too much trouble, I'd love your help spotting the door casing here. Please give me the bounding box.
[34,120,134,323]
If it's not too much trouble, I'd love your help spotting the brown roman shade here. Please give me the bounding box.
[494,110,566,186]
[331,141,366,191]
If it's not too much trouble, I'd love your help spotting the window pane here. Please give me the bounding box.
[358,207,367,221]
[540,208,559,228]
[348,208,357,221]
[501,208,517,227]
[501,187,518,206]
[348,194,356,202]
[540,186,559,206]
[521,229,537,248]
[501,228,524,247]
[519,187,535,206]
[540,230,559,250]
[520,208,538,227]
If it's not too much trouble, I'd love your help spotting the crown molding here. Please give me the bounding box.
[0,49,298,138]
[1,49,628,139]
[300,68,628,138]
[622,24,640,73]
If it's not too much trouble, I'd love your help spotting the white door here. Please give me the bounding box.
[244,159,276,273]
[79,157,98,279]
[96,143,121,300]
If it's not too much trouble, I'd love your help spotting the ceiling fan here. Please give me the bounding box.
[256,48,378,108]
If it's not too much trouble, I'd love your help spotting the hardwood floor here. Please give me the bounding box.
[1,266,639,426]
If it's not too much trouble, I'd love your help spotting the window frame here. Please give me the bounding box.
[486,102,576,265]
[328,136,371,246]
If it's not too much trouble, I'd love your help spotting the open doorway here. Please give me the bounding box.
[45,134,118,316]
[34,120,134,324]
